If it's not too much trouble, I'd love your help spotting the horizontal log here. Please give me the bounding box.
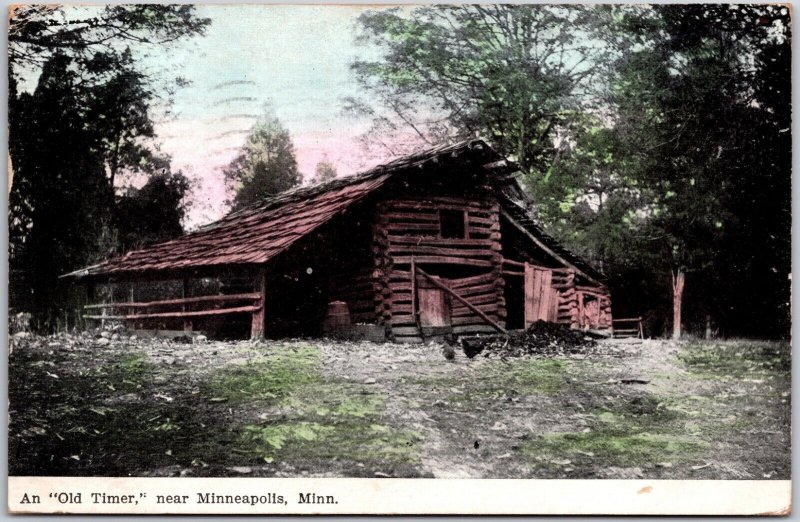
[84,305,261,320]
[467,216,494,227]
[612,317,642,323]
[450,315,500,324]
[388,246,496,258]
[502,270,524,277]
[387,236,495,247]
[614,328,640,334]
[456,283,499,297]
[449,272,499,288]
[451,293,497,307]
[384,212,440,222]
[452,304,500,318]
[384,223,440,232]
[503,259,526,268]
[392,256,494,267]
[84,292,262,310]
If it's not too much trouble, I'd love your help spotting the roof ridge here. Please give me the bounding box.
[207,137,492,229]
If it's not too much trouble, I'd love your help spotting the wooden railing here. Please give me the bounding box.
[83,293,262,322]
[612,317,644,339]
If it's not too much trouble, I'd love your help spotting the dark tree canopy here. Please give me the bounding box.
[115,171,191,253]
[8,6,208,329]
[350,5,616,169]
[9,5,209,71]
[224,109,302,210]
[352,4,791,339]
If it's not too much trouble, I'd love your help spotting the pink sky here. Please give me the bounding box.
[137,5,414,229]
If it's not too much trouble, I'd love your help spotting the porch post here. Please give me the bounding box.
[251,268,266,339]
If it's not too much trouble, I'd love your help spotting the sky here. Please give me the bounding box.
[132,5,401,227]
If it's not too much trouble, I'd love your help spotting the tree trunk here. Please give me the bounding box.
[704,314,712,340]
[671,269,685,340]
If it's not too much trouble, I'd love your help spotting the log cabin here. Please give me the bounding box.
[64,139,612,342]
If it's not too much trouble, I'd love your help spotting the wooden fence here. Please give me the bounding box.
[83,292,263,332]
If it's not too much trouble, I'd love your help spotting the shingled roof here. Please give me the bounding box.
[64,139,605,283]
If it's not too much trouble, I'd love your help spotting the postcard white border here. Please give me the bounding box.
[6,477,792,515]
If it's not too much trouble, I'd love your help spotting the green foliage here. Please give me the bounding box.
[207,345,321,404]
[524,431,703,467]
[223,107,302,210]
[240,420,421,464]
[679,341,791,378]
[351,5,617,167]
[353,4,790,338]
[8,6,208,330]
[9,5,210,72]
[115,171,191,252]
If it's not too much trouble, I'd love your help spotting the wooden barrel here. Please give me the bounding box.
[323,301,350,332]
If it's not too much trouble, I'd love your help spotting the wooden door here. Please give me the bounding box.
[418,277,451,327]
[524,263,558,327]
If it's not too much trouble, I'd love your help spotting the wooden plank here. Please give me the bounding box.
[84,305,261,321]
[384,212,439,222]
[251,270,266,339]
[451,293,497,307]
[449,272,497,288]
[418,285,450,328]
[450,315,500,327]
[548,286,559,322]
[388,236,494,247]
[387,246,496,258]
[503,258,526,268]
[455,283,497,298]
[384,223,440,232]
[538,269,553,322]
[83,292,262,310]
[467,216,494,227]
[391,256,493,267]
[452,303,499,318]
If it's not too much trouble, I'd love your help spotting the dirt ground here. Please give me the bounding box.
[8,331,791,479]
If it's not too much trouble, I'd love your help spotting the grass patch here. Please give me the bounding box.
[521,391,705,468]
[206,345,320,403]
[205,345,424,470]
[282,382,384,418]
[239,381,422,466]
[240,420,421,464]
[679,341,790,379]
[444,358,573,407]
[523,431,703,467]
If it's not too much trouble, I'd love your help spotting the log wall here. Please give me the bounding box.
[372,196,506,342]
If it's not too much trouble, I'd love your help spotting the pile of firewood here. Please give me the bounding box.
[460,320,596,358]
